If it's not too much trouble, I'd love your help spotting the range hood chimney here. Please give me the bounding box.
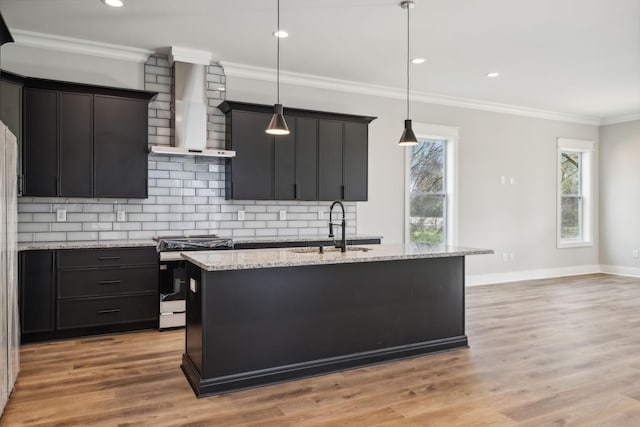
[150,47,235,158]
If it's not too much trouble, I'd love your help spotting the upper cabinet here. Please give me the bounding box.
[21,76,156,198]
[218,101,375,202]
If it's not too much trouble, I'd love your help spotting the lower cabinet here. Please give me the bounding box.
[19,246,158,343]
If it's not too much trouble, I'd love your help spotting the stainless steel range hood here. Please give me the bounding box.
[150,47,235,158]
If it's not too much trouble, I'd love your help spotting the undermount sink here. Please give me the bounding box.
[290,246,372,254]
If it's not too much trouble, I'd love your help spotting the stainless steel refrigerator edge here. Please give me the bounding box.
[0,120,19,416]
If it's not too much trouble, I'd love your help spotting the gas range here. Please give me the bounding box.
[156,235,234,261]
[155,235,233,330]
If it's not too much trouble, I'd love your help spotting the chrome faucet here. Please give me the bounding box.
[328,201,347,252]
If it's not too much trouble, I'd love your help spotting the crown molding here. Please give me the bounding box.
[166,46,213,66]
[10,29,153,63]
[600,112,640,126]
[221,61,601,126]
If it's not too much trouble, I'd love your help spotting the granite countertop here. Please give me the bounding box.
[232,234,382,244]
[182,244,493,272]
[18,235,382,251]
[17,240,158,251]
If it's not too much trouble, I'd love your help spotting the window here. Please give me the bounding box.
[406,123,458,245]
[557,138,594,248]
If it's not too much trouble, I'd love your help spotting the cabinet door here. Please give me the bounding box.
[295,117,318,200]
[94,95,148,198]
[19,250,55,334]
[59,92,92,197]
[0,80,22,148]
[343,122,368,201]
[318,120,344,201]
[274,116,296,200]
[23,88,58,196]
[229,110,273,200]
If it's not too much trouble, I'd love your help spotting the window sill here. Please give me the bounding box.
[557,240,593,249]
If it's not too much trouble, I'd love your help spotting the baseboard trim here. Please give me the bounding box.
[466,264,601,286]
[182,336,468,397]
[599,265,640,278]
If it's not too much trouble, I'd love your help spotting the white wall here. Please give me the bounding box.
[227,75,600,279]
[599,120,640,275]
[1,44,144,89]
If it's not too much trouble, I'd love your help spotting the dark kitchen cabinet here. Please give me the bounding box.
[274,117,296,200]
[318,120,344,201]
[59,92,93,197]
[343,122,368,201]
[94,95,149,198]
[21,76,155,198]
[23,88,58,196]
[19,246,158,343]
[219,101,375,201]
[295,117,318,200]
[227,110,274,200]
[19,250,55,335]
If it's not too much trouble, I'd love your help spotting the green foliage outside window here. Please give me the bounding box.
[410,140,446,244]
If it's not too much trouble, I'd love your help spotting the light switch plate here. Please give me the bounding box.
[318,210,324,220]
[56,209,66,222]
[237,210,245,221]
[116,210,126,222]
[279,210,286,221]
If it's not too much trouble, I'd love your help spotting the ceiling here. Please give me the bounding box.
[1,0,639,121]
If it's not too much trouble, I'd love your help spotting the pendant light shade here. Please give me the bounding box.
[266,103,290,135]
[266,0,290,136]
[398,119,418,145]
[398,0,418,146]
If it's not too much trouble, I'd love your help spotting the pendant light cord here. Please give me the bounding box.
[277,0,281,104]
[406,2,410,120]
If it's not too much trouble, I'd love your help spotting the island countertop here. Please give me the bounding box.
[181,243,493,272]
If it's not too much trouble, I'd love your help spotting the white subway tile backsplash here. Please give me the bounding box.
[34,232,67,242]
[99,231,128,240]
[17,55,359,244]
[18,223,50,232]
[51,223,82,232]
[82,222,112,232]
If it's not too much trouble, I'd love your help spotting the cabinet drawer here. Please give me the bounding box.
[58,294,158,330]
[58,266,158,298]
[58,247,157,268]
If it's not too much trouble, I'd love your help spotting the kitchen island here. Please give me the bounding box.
[181,244,491,397]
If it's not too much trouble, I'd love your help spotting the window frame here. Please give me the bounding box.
[556,138,594,249]
[405,123,459,246]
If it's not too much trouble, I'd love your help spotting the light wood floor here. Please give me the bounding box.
[3,273,640,426]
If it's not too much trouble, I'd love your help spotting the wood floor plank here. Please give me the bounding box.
[3,273,640,426]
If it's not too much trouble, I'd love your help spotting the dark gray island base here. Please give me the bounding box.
[181,244,490,397]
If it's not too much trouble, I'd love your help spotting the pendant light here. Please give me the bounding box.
[398,0,418,146]
[266,0,290,135]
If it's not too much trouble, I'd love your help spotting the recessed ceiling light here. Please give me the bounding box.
[487,72,500,78]
[273,30,289,38]
[411,58,426,64]
[101,0,124,7]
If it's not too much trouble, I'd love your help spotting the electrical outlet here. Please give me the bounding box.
[502,252,508,263]
[116,210,126,222]
[318,210,324,220]
[279,210,287,221]
[510,252,515,262]
[500,176,506,185]
[56,209,66,222]
[237,210,245,221]
[633,249,639,258]
[510,176,515,185]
